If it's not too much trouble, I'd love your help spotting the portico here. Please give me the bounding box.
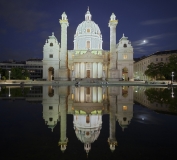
[70,50,105,80]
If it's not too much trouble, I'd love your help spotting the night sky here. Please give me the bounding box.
[0,0,177,61]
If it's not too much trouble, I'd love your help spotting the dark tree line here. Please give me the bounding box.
[0,68,30,80]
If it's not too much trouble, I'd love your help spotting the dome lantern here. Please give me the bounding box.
[85,7,92,21]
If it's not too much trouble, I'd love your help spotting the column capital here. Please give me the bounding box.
[59,19,69,26]
[108,20,118,27]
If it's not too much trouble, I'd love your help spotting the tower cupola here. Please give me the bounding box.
[62,12,67,20]
[110,13,116,21]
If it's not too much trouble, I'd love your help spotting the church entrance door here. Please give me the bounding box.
[87,70,90,78]
[48,67,54,81]
[122,67,128,81]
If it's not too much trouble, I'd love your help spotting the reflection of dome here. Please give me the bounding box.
[73,114,102,153]
[75,127,101,144]
[74,8,103,50]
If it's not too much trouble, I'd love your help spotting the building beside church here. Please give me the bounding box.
[43,9,134,81]
[134,50,177,80]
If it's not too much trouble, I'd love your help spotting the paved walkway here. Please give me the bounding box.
[0,80,176,87]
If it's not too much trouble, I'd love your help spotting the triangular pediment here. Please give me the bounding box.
[73,50,103,63]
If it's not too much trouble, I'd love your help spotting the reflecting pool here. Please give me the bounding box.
[0,85,177,159]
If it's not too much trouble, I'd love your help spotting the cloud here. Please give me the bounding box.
[132,32,177,56]
[132,33,177,47]
[141,17,177,25]
[0,0,51,32]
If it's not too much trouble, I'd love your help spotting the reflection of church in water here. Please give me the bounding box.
[42,85,134,154]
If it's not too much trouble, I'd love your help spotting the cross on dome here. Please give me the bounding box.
[85,7,92,21]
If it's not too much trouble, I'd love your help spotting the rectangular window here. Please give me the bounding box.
[123,106,128,111]
[161,58,163,61]
[49,106,53,110]
[87,88,90,94]
[49,54,53,58]
[156,58,158,61]
[123,55,127,59]
[87,41,90,49]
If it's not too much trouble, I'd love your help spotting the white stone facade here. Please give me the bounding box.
[42,9,134,81]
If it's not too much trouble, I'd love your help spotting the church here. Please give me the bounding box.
[42,9,134,81]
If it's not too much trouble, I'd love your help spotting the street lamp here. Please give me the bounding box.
[171,72,174,84]
[9,71,11,80]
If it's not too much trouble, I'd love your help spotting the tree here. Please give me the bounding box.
[145,63,158,79]
[10,68,30,80]
[0,68,6,79]
[145,88,177,113]
[168,54,177,80]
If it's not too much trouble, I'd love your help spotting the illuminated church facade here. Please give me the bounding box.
[43,9,134,81]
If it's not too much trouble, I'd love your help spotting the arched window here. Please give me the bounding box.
[123,44,127,48]
[50,43,53,46]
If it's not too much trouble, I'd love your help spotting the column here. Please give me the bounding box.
[97,63,98,78]
[79,63,81,78]
[59,12,69,80]
[85,63,87,78]
[108,13,118,80]
[91,63,93,78]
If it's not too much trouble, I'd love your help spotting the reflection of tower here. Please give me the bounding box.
[108,95,117,152]
[42,86,59,132]
[117,86,133,131]
[58,86,69,152]
[58,95,68,152]
[59,12,69,80]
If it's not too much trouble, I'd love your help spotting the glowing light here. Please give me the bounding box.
[143,40,146,43]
